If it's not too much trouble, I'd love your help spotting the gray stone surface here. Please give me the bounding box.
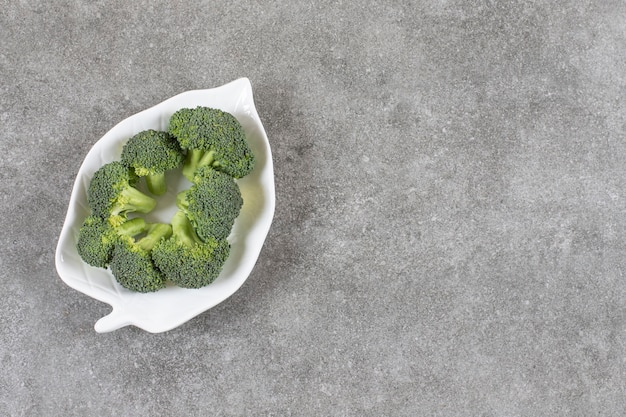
[1,0,625,415]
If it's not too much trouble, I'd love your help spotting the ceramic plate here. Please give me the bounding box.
[55,78,275,333]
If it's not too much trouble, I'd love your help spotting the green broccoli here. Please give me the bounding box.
[152,210,230,289]
[76,216,147,268]
[87,161,157,226]
[167,106,255,180]
[109,223,172,293]
[176,166,243,241]
[120,129,184,196]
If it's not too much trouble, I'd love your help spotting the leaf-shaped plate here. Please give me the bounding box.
[55,78,275,333]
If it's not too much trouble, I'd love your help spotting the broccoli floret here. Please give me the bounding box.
[152,210,230,289]
[76,216,147,268]
[120,129,184,195]
[87,161,157,226]
[109,223,172,293]
[167,106,255,180]
[176,166,243,241]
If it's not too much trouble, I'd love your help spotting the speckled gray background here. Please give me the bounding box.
[2,1,625,416]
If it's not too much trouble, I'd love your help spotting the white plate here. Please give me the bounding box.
[55,78,275,333]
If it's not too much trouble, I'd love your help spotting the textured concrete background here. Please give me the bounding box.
[1,1,625,415]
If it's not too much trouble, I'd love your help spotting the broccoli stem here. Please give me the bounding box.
[198,150,216,169]
[171,210,202,247]
[110,186,157,216]
[117,217,148,237]
[137,223,173,252]
[175,190,189,211]
[146,172,167,196]
[182,149,215,181]
[182,150,202,181]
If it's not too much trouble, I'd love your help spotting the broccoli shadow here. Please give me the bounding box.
[224,176,267,269]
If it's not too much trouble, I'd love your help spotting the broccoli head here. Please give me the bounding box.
[152,210,230,289]
[120,129,184,195]
[167,106,255,180]
[87,161,157,226]
[109,223,172,293]
[76,216,147,268]
[176,166,243,241]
